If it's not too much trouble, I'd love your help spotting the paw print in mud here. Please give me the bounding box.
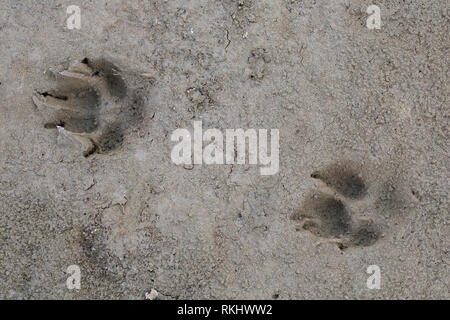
[32,58,144,156]
[292,163,381,250]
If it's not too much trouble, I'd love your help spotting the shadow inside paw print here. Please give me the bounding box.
[293,193,352,239]
[292,163,380,250]
[310,163,367,199]
[350,220,380,247]
[32,58,143,156]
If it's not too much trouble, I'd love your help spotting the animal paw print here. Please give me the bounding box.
[32,58,143,156]
[292,163,380,250]
[247,48,270,80]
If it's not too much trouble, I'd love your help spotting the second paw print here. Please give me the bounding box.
[292,162,381,250]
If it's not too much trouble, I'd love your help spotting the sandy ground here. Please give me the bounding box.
[0,0,448,299]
